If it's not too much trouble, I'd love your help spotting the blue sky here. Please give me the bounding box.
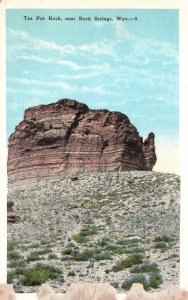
[6,9,179,173]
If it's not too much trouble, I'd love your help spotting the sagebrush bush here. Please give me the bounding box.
[154,235,174,243]
[131,262,159,274]
[21,264,61,286]
[112,254,144,272]
[72,226,98,243]
[122,274,148,290]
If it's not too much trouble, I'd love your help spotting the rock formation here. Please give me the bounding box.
[7,201,20,224]
[8,99,157,185]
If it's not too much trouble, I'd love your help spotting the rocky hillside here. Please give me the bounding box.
[8,99,157,188]
[7,171,180,293]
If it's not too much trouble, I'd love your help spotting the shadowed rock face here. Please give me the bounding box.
[8,99,157,184]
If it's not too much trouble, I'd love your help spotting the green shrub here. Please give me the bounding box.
[94,251,112,260]
[7,271,15,283]
[111,282,119,288]
[116,238,140,246]
[67,271,75,276]
[62,248,74,255]
[148,272,163,288]
[21,264,61,286]
[7,267,27,283]
[122,272,163,291]
[72,249,95,261]
[7,242,17,251]
[8,251,22,260]
[154,235,174,243]
[72,247,112,261]
[8,259,26,268]
[14,267,26,276]
[131,262,159,274]
[122,274,148,290]
[72,226,98,243]
[124,247,145,254]
[97,239,109,247]
[27,248,51,262]
[27,253,41,262]
[72,235,87,243]
[110,247,127,255]
[112,254,144,272]
[154,242,168,249]
[48,253,58,260]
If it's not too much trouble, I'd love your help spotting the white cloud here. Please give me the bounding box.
[54,63,110,79]
[17,55,54,64]
[81,85,121,96]
[8,77,73,90]
[27,89,52,96]
[79,41,118,59]
[58,60,81,70]
[54,72,99,80]
[8,77,120,96]
[7,87,54,97]
[16,50,111,75]
[112,24,178,65]
[8,28,75,55]
[8,28,117,61]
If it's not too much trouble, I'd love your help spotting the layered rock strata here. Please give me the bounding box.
[8,99,157,185]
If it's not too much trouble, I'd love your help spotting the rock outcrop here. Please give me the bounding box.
[8,99,157,185]
[7,201,20,224]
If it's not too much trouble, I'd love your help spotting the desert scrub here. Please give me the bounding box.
[94,251,112,260]
[7,242,17,251]
[7,267,27,283]
[48,253,58,260]
[7,271,15,284]
[8,259,26,268]
[124,247,145,254]
[154,241,168,250]
[105,245,143,255]
[97,238,110,247]
[95,193,104,201]
[72,248,112,261]
[62,248,74,255]
[153,235,175,243]
[131,262,159,274]
[111,282,119,289]
[116,238,140,246]
[122,274,148,290]
[112,254,144,272]
[72,226,98,243]
[21,264,61,286]
[122,272,163,291]
[27,249,52,262]
[8,251,22,260]
[27,253,42,262]
[67,271,75,276]
[72,249,95,261]
[28,242,40,248]
[148,272,163,288]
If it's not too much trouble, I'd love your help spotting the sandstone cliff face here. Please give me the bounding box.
[8,99,157,184]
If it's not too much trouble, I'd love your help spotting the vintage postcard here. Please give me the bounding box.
[1,0,188,299]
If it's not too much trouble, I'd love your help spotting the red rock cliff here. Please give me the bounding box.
[8,99,157,184]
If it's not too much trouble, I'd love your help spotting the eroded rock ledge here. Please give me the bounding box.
[8,99,157,186]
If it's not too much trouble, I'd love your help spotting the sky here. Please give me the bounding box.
[6,9,179,173]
